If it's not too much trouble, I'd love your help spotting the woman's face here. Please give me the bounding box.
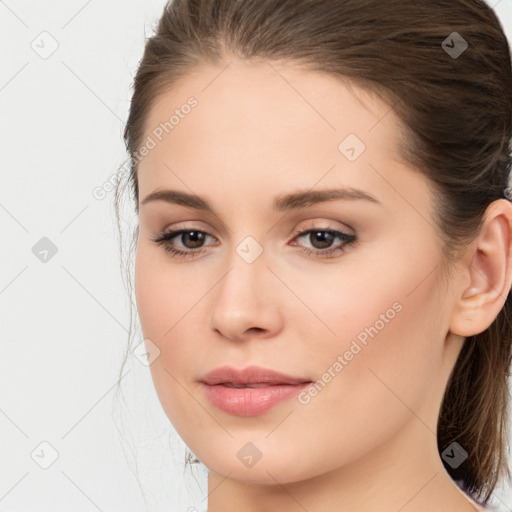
[134,59,463,485]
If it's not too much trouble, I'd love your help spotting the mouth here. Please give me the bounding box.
[200,365,313,416]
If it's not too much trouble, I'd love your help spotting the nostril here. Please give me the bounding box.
[249,327,265,333]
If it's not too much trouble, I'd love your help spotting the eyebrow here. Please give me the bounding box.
[140,187,381,213]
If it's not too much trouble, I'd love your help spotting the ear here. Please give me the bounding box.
[449,199,512,337]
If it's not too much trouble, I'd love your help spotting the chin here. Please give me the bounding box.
[196,443,323,486]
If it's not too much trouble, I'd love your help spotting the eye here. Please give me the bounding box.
[151,224,357,260]
[289,225,357,258]
[151,229,217,258]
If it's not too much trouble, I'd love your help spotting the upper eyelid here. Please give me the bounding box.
[161,218,354,236]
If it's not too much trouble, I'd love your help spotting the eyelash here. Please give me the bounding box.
[151,224,357,260]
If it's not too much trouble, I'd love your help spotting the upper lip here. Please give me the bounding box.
[200,365,311,386]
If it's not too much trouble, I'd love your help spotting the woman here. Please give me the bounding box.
[117,0,512,510]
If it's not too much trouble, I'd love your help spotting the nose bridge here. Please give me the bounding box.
[216,234,267,309]
[209,234,282,339]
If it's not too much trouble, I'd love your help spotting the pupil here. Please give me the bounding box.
[310,231,334,249]
[182,231,205,248]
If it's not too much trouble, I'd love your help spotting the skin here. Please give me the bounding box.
[134,58,512,511]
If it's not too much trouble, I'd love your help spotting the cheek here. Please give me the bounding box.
[134,243,211,404]
[285,244,447,415]
[134,244,198,339]
[291,252,446,424]
[134,247,195,392]
[133,248,199,440]
[263,263,446,478]
[285,235,445,362]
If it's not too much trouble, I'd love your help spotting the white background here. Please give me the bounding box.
[1,1,512,511]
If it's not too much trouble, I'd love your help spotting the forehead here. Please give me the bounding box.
[140,58,404,154]
[136,59,425,211]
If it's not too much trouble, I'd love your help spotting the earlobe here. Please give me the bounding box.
[450,199,512,337]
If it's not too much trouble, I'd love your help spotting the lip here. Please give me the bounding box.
[200,365,312,416]
[201,365,311,386]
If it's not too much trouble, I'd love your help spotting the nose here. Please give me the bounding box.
[209,249,283,341]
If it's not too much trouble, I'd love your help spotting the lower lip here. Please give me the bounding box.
[202,382,311,416]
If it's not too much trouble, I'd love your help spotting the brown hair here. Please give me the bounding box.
[118,0,512,505]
